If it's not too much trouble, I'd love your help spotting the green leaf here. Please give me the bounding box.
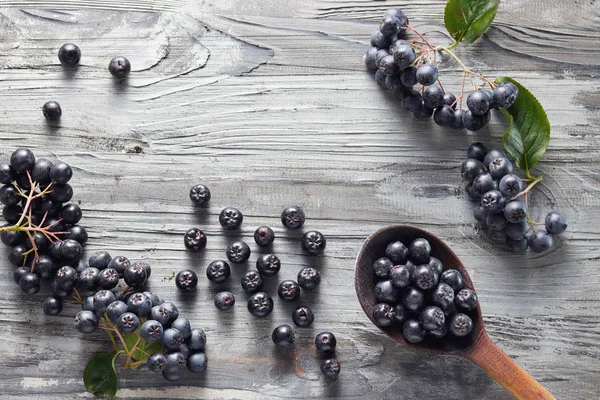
[83,352,119,398]
[124,331,163,362]
[444,0,498,44]
[495,76,551,173]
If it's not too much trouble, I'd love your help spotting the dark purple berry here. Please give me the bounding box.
[281,206,305,229]
[455,288,478,310]
[545,211,567,235]
[184,228,207,253]
[214,291,235,311]
[189,184,211,206]
[403,319,426,343]
[42,101,62,121]
[278,280,300,302]
[385,241,408,264]
[432,283,455,309]
[219,207,243,229]
[226,240,251,264]
[175,269,198,291]
[272,324,295,346]
[206,260,231,283]
[247,292,274,318]
[256,253,281,276]
[315,332,336,352]
[109,56,131,78]
[301,230,326,255]
[241,270,263,293]
[320,358,341,379]
[58,43,81,66]
[254,226,275,246]
[292,305,314,327]
[449,313,473,337]
[408,238,431,264]
[297,267,321,291]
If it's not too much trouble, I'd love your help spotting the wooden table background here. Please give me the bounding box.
[0,0,599,399]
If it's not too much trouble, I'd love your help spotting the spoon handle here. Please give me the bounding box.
[465,334,556,400]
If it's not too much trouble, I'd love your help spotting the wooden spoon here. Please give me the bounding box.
[354,224,555,400]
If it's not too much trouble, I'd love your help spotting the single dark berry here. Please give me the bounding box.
[247,292,274,318]
[144,291,161,307]
[0,185,20,207]
[42,101,62,121]
[433,105,456,127]
[241,270,264,293]
[481,190,506,215]
[301,230,326,255]
[461,159,486,183]
[400,66,417,86]
[372,303,394,326]
[375,50,390,69]
[256,253,281,276]
[187,328,207,351]
[443,93,457,109]
[493,83,518,108]
[488,157,513,180]
[472,172,498,197]
[320,358,341,379]
[507,237,528,253]
[467,142,488,162]
[187,352,207,373]
[147,353,167,372]
[379,15,401,37]
[162,328,184,350]
[75,310,98,334]
[372,257,394,279]
[3,204,22,224]
[43,296,63,315]
[106,301,128,323]
[440,269,464,293]
[499,174,523,198]
[281,206,305,229]
[97,268,119,290]
[385,241,408,264]
[463,110,491,131]
[297,267,321,291]
[390,264,411,288]
[504,200,527,224]
[385,74,403,91]
[8,244,27,266]
[254,226,275,246]
[19,273,41,295]
[528,230,553,253]
[49,183,73,203]
[189,184,211,206]
[370,30,391,49]
[93,290,116,314]
[127,292,153,317]
[403,319,426,343]
[408,238,431,264]
[214,291,236,311]
[416,64,438,86]
[58,43,81,66]
[451,109,466,130]
[486,213,508,231]
[164,351,186,373]
[124,263,148,288]
[39,198,62,217]
[505,221,530,241]
[392,44,416,69]
[219,207,243,229]
[184,228,207,253]
[278,280,300,302]
[423,85,444,109]
[206,259,231,283]
[449,313,473,337]
[150,304,171,326]
[108,56,131,78]
[0,163,16,185]
[401,87,422,112]
[466,90,490,116]
[272,324,296,346]
[292,306,315,327]
[107,255,129,277]
[50,162,73,184]
[375,279,397,303]
[315,332,337,352]
[379,55,399,76]
[455,288,478,310]
[1,227,24,246]
[10,149,36,174]
[32,255,55,280]
[171,317,191,339]
[60,203,82,225]
[427,257,443,276]
[175,269,198,291]
[363,46,378,69]
[420,306,445,331]
[412,264,439,291]
[402,287,425,313]
[117,312,140,333]
[413,103,434,120]
[545,211,567,235]
[226,240,251,264]
[483,149,506,168]
[431,283,455,309]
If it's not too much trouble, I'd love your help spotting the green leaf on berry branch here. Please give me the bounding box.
[495,76,551,174]
[83,352,119,398]
[444,0,498,45]
[124,331,163,362]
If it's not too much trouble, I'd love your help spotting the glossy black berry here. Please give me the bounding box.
[297,267,321,291]
[60,203,81,225]
[488,157,513,180]
[107,255,130,277]
[483,149,506,168]
[385,241,408,265]
[467,142,488,162]
[423,85,444,109]
[400,66,418,86]
[256,254,281,276]
[455,288,478,310]
[8,244,27,266]
[481,190,506,215]
[106,301,128,323]
[175,270,198,291]
[452,109,466,130]
[315,332,337,352]
[10,149,35,174]
[98,268,119,290]
[254,226,275,246]
[1,227,24,246]
[187,328,207,351]
[462,110,491,131]
[412,264,439,290]
[108,56,131,78]
[0,163,16,185]
[461,159,486,183]
[281,206,305,229]
[504,200,527,224]
[75,310,98,334]
[272,324,295,347]
[466,90,490,116]
[402,319,426,343]
[449,313,473,337]
[147,353,167,372]
[206,259,231,283]
[433,105,456,127]
[43,296,63,315]
[402,287,425,313]
[375,279,397,303]
[58,43,81,66]
[219,207,243,230]
[440,269,464,293]
[184,228,207,253]
[226,240,251,264]
[408,238,431,264]
[42,101,62,121]
[162,328,184,350]
[320,358,341,379]
[472,172,498,197]
[379,55,399,76]
[241,270,263,292]
[19,272,41,295]
[32,255,55,280]
[29,159,52,186]
[278,280,300,302]
[189,184,211,206]
[373,257,394,279]
[493,83,518,108]
[416,64,438,86]
[545,211,567,235]
[50,162,72,184]
[3,204,22,224]
[372,303,394,326]
[49,183,73,203]
[187,352,207,373]
[379,15,401,37]
[124,263,148,288]
[528,230,553,253]
[292,305,315,327]
[431,283,455,309]
[88,251,111,270]
[117,312,140,333]
[419,306,445,331]
[92,290,116,314]
[499,174,523,198]
[214,291,235,311]
[247,292,274,318]
[0,185,19,207]
[390,264,411,288]
[301,230,326,255]
[79,266,99,291]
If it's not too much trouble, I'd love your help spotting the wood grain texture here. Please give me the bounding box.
[0,0,599,399]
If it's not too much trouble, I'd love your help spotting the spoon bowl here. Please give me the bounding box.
[355,225,556,400]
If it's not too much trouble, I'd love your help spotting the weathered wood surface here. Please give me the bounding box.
[0,0,599,399]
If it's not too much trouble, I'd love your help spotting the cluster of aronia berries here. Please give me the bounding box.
[1,149,87,302]
[363,8,519,131]
[371,237,478,344]
[461,143,568,253]
[42,43,131,121]
[179,185,339,378]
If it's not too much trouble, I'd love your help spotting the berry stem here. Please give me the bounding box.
[436,46,497,89]
[123,336,142,368]
[405,25,437,51]
[510,176,543,201]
